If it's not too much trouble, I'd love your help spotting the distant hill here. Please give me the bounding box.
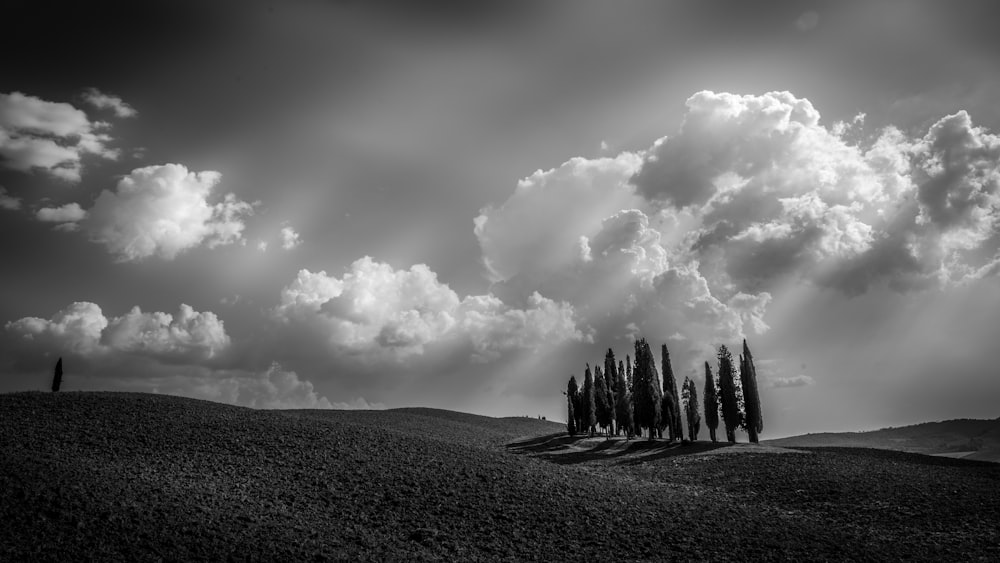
[764,418,1000,462]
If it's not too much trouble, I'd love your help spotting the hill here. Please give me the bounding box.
[2,392,999,561]
[763,418,1000,462]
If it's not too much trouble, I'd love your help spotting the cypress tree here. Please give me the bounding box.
[661,344,682,441]
[718,345,740,443]
[633,339,662,440]
[51,357,63,393]
[594,366,613,438]
[604,349,618,435]
[682,377,701,441]
[566,376,579,436]
[660,392,677,441]
[614,362,633,440]
[740,339,763,443]
[582,364,597,436]
[703,362,719,442]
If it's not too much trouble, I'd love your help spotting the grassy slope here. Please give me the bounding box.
[2,392,999,561]
[763,418,1000,462]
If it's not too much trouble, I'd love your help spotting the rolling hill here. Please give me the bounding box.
[2,392,998,561]
[764,418,1000,462]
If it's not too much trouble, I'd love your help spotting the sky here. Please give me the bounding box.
[3,0,1000,438]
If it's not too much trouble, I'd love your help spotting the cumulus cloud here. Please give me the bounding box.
[187,363,332,409]
[474,154,645,282]
[5,302,230,363]
[36,202,87,224]
[768,374,815,388]
[0,187,21,210]
[626,90,1000,296]
[85,164,254,261]
[0,91,118,181]
[274,256,584,363]
[81,87,137,118]
[280,226,301,250]
[330,396,386,410]
[6,301,108,355]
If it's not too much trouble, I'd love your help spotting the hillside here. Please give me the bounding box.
[2,392,999,561]
[764,418,1000,462]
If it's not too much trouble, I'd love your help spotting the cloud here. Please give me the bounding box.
[330,396,386,410]
[5,301,108,356]
[794,11,819,32]
[257,240,268,252]
[474,153,645,282]
[6,302,231,364]
[101,304,230,362]
[280,226,301,250]
[628,90,1000,296]
[85,164,255,261]
[187,363,333,409]
[768,374,815,388]
[0,187,21,210]
[36,202,87,224]
[0,91,118,181]
[274,256,584,363]
[81,87,137,118]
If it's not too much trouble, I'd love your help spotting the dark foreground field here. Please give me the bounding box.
[2,393,999,561]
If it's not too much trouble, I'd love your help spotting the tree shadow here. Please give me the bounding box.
[506,433,732,465]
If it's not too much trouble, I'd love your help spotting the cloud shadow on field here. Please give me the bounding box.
[506,432,729,465]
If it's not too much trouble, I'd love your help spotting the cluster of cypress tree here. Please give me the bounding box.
[565,339,763,444]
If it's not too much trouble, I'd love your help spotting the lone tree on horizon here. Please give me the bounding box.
[566,376,579,436]
[717,345,741,443]
[682,376,700,441]
[661,344,682,441]
[703,361,719,442]
[633,339,662,440]
[582,364,597,436]
[739,339,764,443]
[51,357,63,393]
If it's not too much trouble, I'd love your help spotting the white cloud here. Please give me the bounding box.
[190,363,332,409]
[102,305,230,361]
[5,302,230,363]
[257,240,268,252]
[5,301,108,355]
[474,154,644,282]
[0,187,21,210]
[280,226,301,250]
[768,374,815,388]
[274,256,584,362]
[81,87,137,118]
[331,396,386,410]
[36,202,87,223]
[0,91,118,181]
[86,164,254,261]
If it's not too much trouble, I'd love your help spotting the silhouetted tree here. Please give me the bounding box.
[740,339,763,443]
[566,376,579,436]
[660,392,677,441]
[682,377,701,441]
[51,357,63,393]
[595,366,614,438]
[614,362,633,440]
[582,364,597,436]
[661,344,682,441]
[703,362,719,442]
[633,339,662,440]
[718,345,740,443]
[604,349,618,435]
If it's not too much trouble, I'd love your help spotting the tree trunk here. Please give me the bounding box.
[709,428,717,442]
